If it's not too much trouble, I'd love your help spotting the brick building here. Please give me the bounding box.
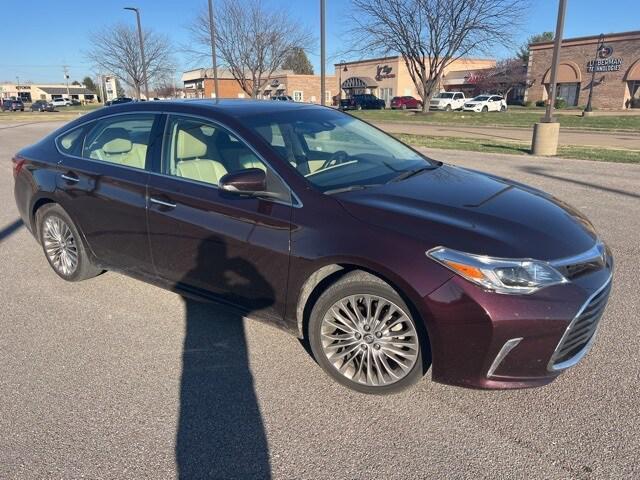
[526,30,640,110]
[259,73,337,104]
[334,56,496,106]
[182,68,249,99]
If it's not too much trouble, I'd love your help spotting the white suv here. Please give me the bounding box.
[463,95,507,113]
[50,98,72,107]
[429,91,465,111]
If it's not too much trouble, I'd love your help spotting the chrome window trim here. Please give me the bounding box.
[53,109,303,209]
[547,273,612,372]
[487,337,523,378]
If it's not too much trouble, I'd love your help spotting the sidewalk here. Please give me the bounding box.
[372,121,640,150]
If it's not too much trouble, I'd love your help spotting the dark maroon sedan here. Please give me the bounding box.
[390,96,423,110]
[12,100,612,394]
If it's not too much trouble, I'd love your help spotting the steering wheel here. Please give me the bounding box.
[320,150,349,170]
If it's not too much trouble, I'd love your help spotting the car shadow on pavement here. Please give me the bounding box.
[0,218,23,243]
[176,236,273,480]
[518,165,640,200]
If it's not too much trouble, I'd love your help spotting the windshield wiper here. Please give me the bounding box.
[388,165,437,183]
[324,184,381,195]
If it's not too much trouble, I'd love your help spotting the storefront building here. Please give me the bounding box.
[527,30,640,109]
[182,68,249,99]
[259,73,336,103]
[0,83,96,103]
[334,56,496,105]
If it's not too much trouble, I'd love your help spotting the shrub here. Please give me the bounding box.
[523,100,533,107]
[535,100,545,107]
[554,97,567,109]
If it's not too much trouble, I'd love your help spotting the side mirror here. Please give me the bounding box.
[220,168,267,195]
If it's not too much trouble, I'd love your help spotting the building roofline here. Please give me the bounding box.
[334,55,495,67]
[530,30,640,50]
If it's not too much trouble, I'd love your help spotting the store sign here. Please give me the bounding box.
[463,71,482,84]
[375,65,395,80]
[587,45,623,72]
[16,85,31,90]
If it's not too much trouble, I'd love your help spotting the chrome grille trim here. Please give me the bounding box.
[547,274,612,372]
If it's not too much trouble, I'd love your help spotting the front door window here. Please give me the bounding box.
[557,83,580,106]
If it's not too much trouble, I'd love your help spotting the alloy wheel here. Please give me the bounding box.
[320,294,419,386]
[43,216,78,276]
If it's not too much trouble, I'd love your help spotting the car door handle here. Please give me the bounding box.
[149,197,177,209]
[60,173,79,183]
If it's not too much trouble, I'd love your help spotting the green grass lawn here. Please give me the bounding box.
[396,133,640,164]
[353,109,640,132]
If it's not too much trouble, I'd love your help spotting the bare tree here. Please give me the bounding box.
[86,23,174,99]
[187,0,313,98]
[349,0,529,112]
[475,58,528,99]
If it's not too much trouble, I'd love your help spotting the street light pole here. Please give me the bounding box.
[125,7,149,100]
[584,33,605,115]
[208,0,220,100]
[320,0,326,106]
[532,0,567,156]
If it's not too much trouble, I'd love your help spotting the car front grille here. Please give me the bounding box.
[550,279,612,369]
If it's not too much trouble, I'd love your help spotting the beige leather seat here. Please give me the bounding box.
[89,127,146,169]
[175,129,227,185]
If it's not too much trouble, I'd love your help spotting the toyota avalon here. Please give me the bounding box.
[12,100,613,394]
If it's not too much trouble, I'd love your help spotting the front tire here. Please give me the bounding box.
[308,271,429,394]
[37,204,101,282]
[482,106,488,113]
[445,104,452,112]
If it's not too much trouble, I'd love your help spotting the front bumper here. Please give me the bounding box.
[463,105,482,112]
[421,261,613,389]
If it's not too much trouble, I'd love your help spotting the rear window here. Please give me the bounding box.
[56,127,84,155]
[435,93,454,99]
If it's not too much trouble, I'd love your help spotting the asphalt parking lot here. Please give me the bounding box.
[1,121,639,479]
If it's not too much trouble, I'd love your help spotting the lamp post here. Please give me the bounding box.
[124,7,149,100]
[207,0,220,100]
[531,0,567,156]
[320,0,326,105]
[583,33,605,116]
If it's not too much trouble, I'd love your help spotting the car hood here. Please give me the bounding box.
[335,164,597,260]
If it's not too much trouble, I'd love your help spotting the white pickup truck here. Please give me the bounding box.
[429,91,466,111]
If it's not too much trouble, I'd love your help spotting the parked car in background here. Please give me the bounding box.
[31,100,55,112]
[105,97,134,106]
[69,99,82,106]
[271,95,294,101]
[51,98,72,107]
[340,94,386,110]
[390,96,423,110]
[429,91,466,111]
[463,95,508,113]
[12,99,613,395]
[2,99,25,111]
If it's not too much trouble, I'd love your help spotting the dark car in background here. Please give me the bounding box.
[390,96,423,110]
[340,93,386,110]
[105,97,134,106]
[2,99,24,112]
[12,100,613,394]
[31,100,55,112]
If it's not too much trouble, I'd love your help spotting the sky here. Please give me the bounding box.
[1,0,638,84]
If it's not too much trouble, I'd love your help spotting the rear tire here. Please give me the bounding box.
[482,106,488,112]
[36,204,102,282]
[308,271,429,394]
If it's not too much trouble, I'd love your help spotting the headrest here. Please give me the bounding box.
[100,128,132,154]
[177,129,207,159]
[254,124,273,144]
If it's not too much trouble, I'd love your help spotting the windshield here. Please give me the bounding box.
[473,96,490,101]
[245,108,438,193]
[434,93,454,99]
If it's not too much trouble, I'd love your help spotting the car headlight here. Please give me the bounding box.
[427,247,568,294]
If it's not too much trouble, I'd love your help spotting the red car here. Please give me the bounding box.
[391,96,423,110]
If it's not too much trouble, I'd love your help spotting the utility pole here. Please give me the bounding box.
[125,7,149,100]
[63,65,70,98]
[531,0,567,156]
[320,0,326,105]
[583,33,605,116]
[208,0,220,100]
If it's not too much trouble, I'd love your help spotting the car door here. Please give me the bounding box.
[55,112,162,275]
[146,114,293,319]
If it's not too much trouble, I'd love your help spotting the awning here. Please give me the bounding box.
[39,87,94,95]
[626,60,640,81]
[342,76,378,89]
[543,62,582,83]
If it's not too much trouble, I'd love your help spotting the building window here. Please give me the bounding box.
[630,81,640,108]
[379,87,393,105]
[293,90,303,102]
[325,90,331,103]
